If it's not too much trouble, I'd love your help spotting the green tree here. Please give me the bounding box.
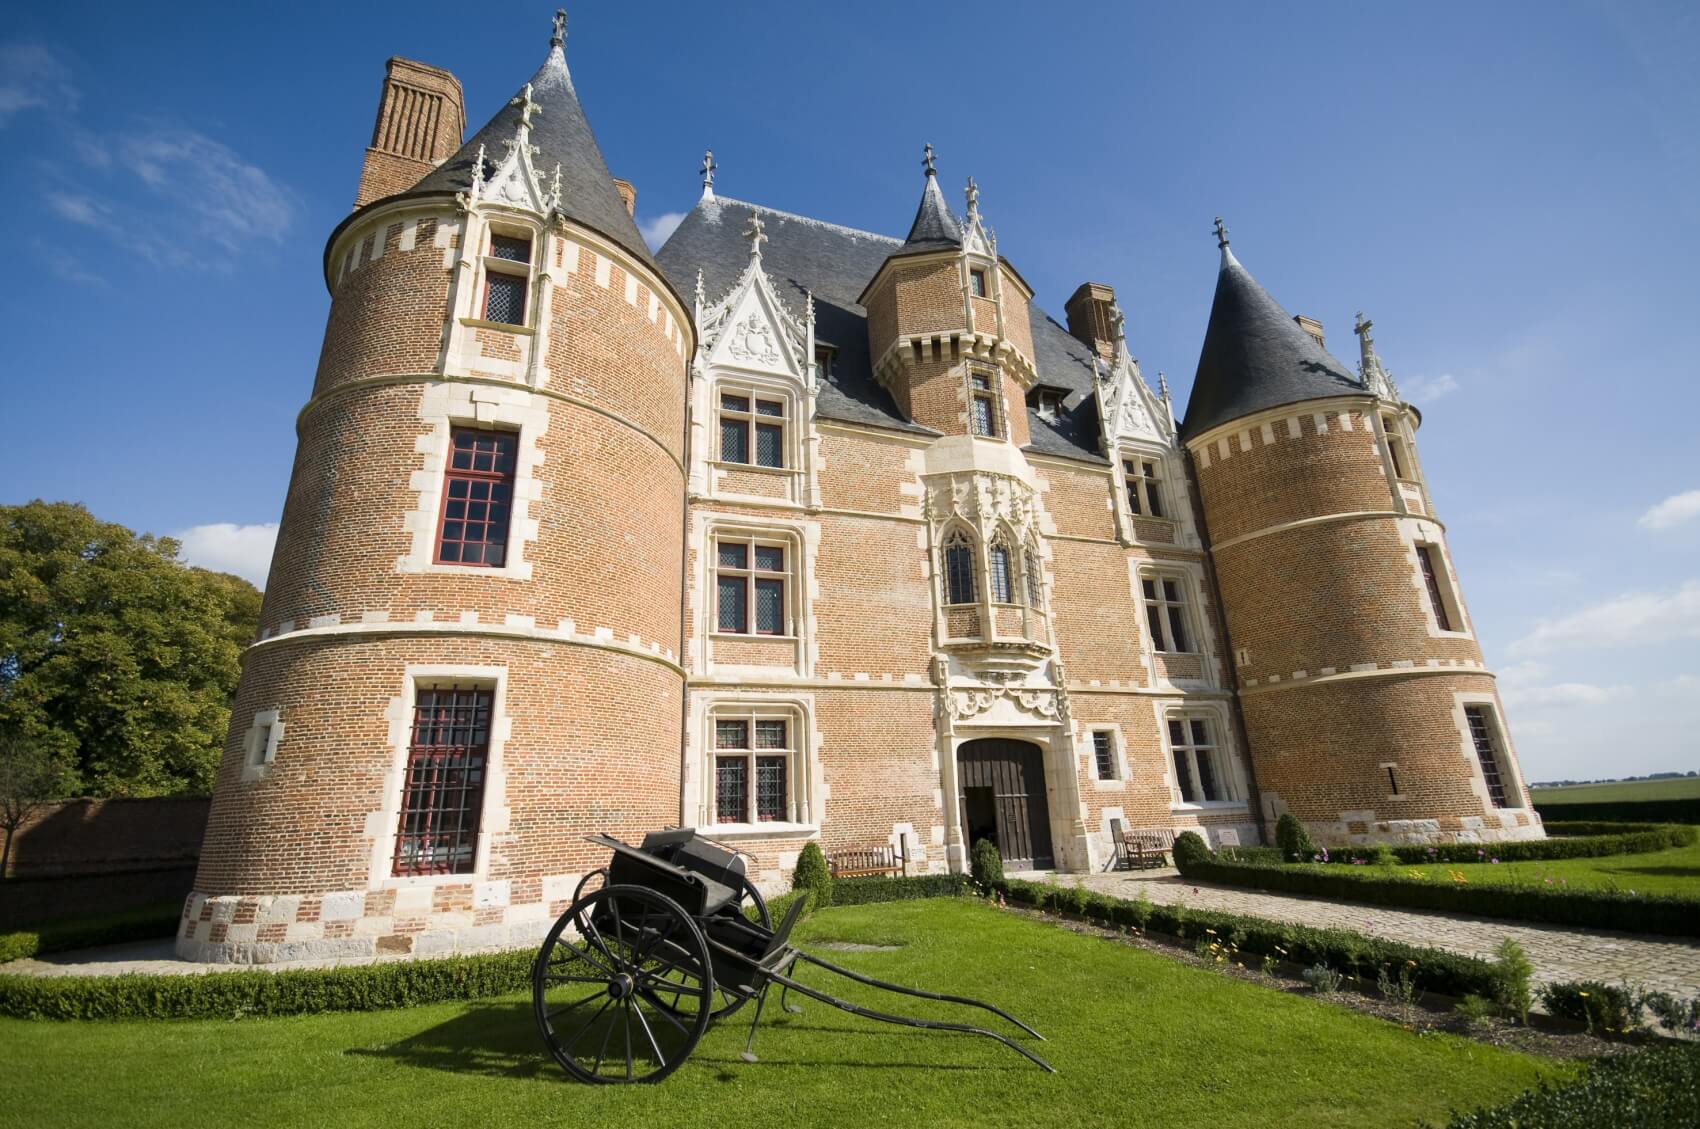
[0,728,72,879]
[0,501,262,797]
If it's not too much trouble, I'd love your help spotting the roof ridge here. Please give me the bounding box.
[709,196,904,245]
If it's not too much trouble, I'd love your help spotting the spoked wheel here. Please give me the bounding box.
[533,885,713,1084]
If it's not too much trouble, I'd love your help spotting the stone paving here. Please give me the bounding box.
[1076,870,1700,1001]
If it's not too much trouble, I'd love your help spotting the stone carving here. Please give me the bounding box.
[923,471,1037,531]
[728,311,781,366]
[946,685,1062,722]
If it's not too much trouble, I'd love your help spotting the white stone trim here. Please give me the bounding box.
[1081,724,1130,790]
[1396,517,1474,639]
[1130,559,1220,690]
[692,511,818,678]
[1450,689,1530,817]
[240,708,284,784]
[1152,697,1249,808]
[685,691,819,832]
[248,618,682,675]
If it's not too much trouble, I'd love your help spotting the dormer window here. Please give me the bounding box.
[1031,386,1067,422]
[1381,414,1412,480]
[969,268,988,297]
[719,392,786,468]
[969,370,1000,437]
[481,231,533,326]
[814,344,835,381]
[1123,458,1166,518]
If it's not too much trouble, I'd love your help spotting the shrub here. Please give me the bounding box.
[1454,994,1495,1026]
[0,902,182,964]
[1172,831,1213,869]
[830,874,969,906]
[1640,989,1700,1035]
[1173,854,1700,937]
[792,841,833,908]
[1319,824,1697,867]
[1539,980,1642,1036]
[1491,939,1533,1025]
[1302,962,1344,994]
[969,838,1004,887]
[1439,1044,1700,1128]
[1275,813,1316,862]
[1530,797,1700,825]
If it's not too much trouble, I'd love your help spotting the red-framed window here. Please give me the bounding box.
[1464,705,1511,807]
[393,686,491,876]
[436,428,517,567]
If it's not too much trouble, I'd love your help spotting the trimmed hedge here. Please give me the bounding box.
[1174,853,1700,937]
[1531,797,1700,825]
[996,877,1508,1001]
[0,949,535,1021]
[0,902,183,964]
[1307,824,1696,867]
[831,874,971,906]
[1437,1043,1700,1128]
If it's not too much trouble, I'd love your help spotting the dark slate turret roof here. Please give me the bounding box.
[655,196,1104,460]
[406,42,658,273]
[1180,247,1363,441]
[900,173,962,251]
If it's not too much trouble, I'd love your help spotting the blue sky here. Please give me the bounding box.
[1,1,1696,782]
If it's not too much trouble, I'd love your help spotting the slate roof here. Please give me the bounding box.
[655,196,1106,461]
[405,43,659,275]
[1180,247,1363,441]
[900,173,962,251]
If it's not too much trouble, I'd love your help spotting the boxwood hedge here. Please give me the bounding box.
[1304,823,1695,868]
[1436,1043,1700,1128]
[0,903,183,964]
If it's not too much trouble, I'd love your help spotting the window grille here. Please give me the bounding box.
[1168,716,1223,803]
[1142,575,1191,653]
[483,272,526,325]
[1464,706,1510,807]
[713,715,792,823]
[715,758,747,825]
[715,537,787,635]
[969,372,998,437]
[988,542,1013,603]
[393,686,491,876]
[756,757,787,821]
[436,428,517,566]
[943,530,976,605]
[1092,732,1116,780]
[489,234,531,263]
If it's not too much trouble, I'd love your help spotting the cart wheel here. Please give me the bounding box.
[534,885,712,1084]
[568,868,607,931]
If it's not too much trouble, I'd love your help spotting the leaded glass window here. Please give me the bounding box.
[988,541,1013,603]
[943,529,976,605]
[715,537,788,635]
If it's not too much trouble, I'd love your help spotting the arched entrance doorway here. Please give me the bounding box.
[957,738,1054,871]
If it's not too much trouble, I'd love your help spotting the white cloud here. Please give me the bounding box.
[0,43,76,124]
[1501,681,1631,708]
[1398,371,1459,403]
[172,523,278,587]
[1508,579,1700,655]
[1638,489,1700,532]
[638,211,686,250]
[1654,674,1700,697]
[117,128,295,249]
[44,191,108,226]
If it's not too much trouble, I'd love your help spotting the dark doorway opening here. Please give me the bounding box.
[957,738,1054,870]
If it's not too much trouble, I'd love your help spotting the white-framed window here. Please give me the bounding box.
[1031,386,1067,422]
[969,369,1001,437]
[1091,730,1120,781]
[942,527,977,605]
[814,344,835,381]
[1167,713,1234,804]
[1382,414,1413,481]
[1415,542,1464,633]
[715,535,790,636]
[718,389,787,468]
[1463,704,1516,808]
[969,267,988,297]
[988,536,1015,604]
[713,713,795,824]
[1123,457,1167,518]
[478,227,535,327]
[1140,572,1194,653]
[242,709,284,781]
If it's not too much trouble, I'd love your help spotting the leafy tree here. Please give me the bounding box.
[0,501,262,797]
[0,728,72,879]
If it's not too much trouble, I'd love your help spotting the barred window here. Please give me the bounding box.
[393,687,491,876]
[714,715,793,823]
[715,537,788,635]
[1168,715,1227,804]
[481,231,532,326]
[943,528,976,605]
[436,428,517,567]
[1141,574,1192,653]
[1024,545,1043,609]
[719,392,786,468]
[1092,731,1118,780]
[1123,458,1166,518]
[1464,705,1512,807]
[988,540,1014,603]
[969,370,999,437]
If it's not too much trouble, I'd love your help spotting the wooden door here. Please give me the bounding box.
[957,738,1054,870]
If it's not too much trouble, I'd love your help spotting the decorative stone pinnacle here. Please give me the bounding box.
[551,9,567,47]
[1213,216,1229,249]
[1354,310,1374,341]
[694,268,705,307]
[1109,301,1127,345]
[700,149,717,196]
[922,143,937,177]
[964,177,979,217]
[743,212,766,260]
[511,83,541,130]
[1158,371,1170,399]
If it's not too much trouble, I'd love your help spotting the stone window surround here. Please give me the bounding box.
[1109,441,1192,548]
[1131,561,1220,689]
[967,365,1006,439]
[696,513,817,677]
[368,664,512,890]
[398,383,547,581]
[1083,724,1129,789]
[1451,691,1528,812]
[713,533,792,637]
[691,694,818,835]
[1396,517,1473,640]
[240,708,284,784]
[476,224,537,328]
[1154,699,1248,811]
[937,519,1045,628]
[702,370,808,504]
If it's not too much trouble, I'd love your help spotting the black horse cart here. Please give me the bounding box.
[531,830,1053,1082]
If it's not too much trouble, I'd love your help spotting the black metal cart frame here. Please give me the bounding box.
[532,830,1054,1083]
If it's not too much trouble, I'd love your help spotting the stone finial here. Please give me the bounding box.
[743,211,766,260]
[1213,216,1229,249]
[922,142,937,177]
[1109,301,1127,349]
[700,149,717,198]
[965,176,979,217]
[551,9,567,48]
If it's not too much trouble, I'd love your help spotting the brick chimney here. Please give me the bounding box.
[611,177,637,217]
[354,58,465,210]
[1293,314,1325,348]
[1065,282,1119,360]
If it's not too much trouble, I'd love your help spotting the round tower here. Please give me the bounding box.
[1180,225,1540,847]
[181,16,694,961]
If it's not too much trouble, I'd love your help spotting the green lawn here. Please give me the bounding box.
[1532,777,1700,803]
[0,899,1561,1129]
[1401,835,1700,897]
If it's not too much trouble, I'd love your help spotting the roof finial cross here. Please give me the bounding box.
[1354,310,1374,341]
[551,9,567,48]
[700,149,717,193]
[511,83,541,130]
[964,176,979,216]
[743,212,766,260]
[922,143,937,177]
[1213,216,1229,249]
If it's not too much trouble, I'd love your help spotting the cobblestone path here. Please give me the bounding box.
[1078,870,1700,1001]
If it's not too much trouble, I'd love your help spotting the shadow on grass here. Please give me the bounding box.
[347,1001,1036,1082]
[1610,865,1700,879]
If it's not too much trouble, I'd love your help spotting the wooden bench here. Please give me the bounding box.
[828,841,908,879]
[1109,820,1177,870]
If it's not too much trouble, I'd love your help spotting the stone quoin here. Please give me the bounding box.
[181,12,1539,963]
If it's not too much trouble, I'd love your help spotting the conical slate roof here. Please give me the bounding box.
[407,40,657,272]
[1180,247,1363,441]
[901,171,961,251]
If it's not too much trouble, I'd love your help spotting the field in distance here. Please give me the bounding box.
[1531,776,1700,804]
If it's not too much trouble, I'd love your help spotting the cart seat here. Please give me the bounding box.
[591,833,738,917]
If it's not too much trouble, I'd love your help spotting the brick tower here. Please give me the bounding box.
[180,14,694,961]
[1180,223,1540,846]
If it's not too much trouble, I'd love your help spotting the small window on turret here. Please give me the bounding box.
[969,268,988,297]
[480,231,533,327]
[1381,415,1412,480]
[969,371,1000,437]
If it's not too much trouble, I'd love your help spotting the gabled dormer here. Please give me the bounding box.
[689,212,819,506]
